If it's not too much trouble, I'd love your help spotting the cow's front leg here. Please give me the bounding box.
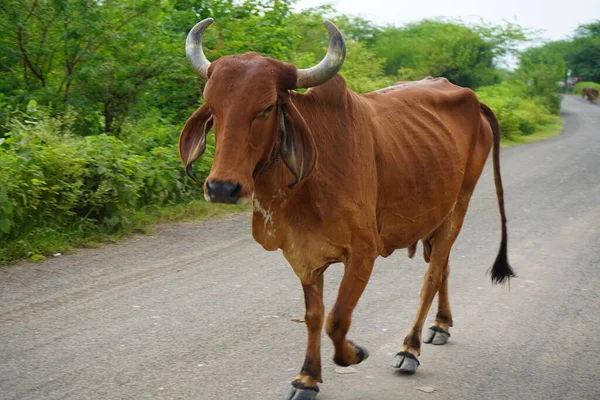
[326,251,376,367]
[283,274,324,400]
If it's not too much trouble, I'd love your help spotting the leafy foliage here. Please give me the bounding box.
[568,21,600,82]
[370,19,529,88]
[477,81,560,137]
[514,42,568,114]
[0,105,207,262]
[573,81,600,95]
[0,0,590,262]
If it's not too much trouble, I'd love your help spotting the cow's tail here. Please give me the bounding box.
[480,102,516,285]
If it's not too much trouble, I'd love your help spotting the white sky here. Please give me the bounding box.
[294,0,600,41]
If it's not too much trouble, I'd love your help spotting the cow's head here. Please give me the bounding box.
[179,18,346,204]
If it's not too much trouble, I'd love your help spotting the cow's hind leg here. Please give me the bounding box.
[283,274,324,400]
[423,261,453,345]
[392,193,471,373]
[326,249,377,368]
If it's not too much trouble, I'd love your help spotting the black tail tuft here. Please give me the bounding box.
[490,237,516,285]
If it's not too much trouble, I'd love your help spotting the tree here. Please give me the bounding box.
[568,20,600,82]
[0,0,178,133]
[370,19,529,89]
[516,41,567,113]
[339,40,393,93]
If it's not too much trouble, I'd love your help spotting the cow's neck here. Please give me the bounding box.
[252,152,295,216]
[250,155,294,250]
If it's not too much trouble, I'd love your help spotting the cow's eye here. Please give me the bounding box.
[254,105,274,120]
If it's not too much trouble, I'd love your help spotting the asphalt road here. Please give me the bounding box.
[1,96,599,400]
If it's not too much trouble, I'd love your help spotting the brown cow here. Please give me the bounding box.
[179,18,515,400]
[582,87,598,103]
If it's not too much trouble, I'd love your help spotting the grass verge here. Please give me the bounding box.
[0,200,249,265]
[501,119,564,148]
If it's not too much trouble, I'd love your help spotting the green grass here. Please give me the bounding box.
[132,200,251,230]
[501,119,564,148]
[0,199,249,265]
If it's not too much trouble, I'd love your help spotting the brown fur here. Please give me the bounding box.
[582,87,598,103]
[179,52,513,392]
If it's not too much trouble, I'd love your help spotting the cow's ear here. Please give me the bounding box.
[278,99,317,188]
[179,104,213,182]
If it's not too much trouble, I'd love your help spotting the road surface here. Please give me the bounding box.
[1,96,599,400]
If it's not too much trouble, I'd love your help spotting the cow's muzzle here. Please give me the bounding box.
[206,180,242,204]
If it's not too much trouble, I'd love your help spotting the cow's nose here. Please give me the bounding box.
[206,180,242,204]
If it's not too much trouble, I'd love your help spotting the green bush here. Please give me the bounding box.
[0,106,210,262]
[118,112,214,207]
[476,81,560,137]
[573,81,600,94]
[1,107,85,236]
[74,134,145,229]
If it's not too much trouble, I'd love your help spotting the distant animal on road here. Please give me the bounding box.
[179,18,515,400]
[582,87,598,103]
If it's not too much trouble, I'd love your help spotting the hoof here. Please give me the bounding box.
[348,340,370,364]
[391,351,420,374]
[334,340,369,366]
[423,326,451,345]
[283,386,318,400]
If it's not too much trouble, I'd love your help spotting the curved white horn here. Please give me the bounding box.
[186,18,214,79]
[296,20,346,88]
